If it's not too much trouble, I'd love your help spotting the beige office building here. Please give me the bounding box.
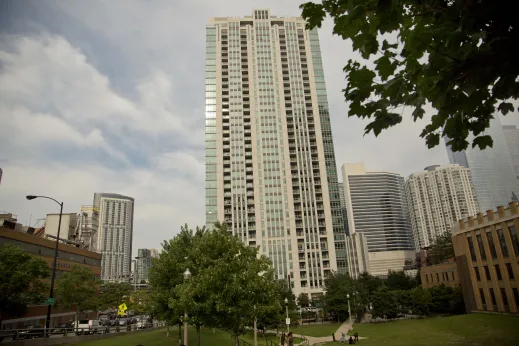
[204,10,346,296]
[405,164,479,251]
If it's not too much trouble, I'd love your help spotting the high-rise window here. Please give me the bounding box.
[506,262,515,279]
[484,265,491,280]
[479,288,486,305]
[494,264,502,280]
[476,234,486,260]
[508,225,519,255]
[486,230,498,259]
[513,288,519,307]
[474,267,481,281]
[497,229,509,257]
[489,288,497,307]
[467,236,476,261]
[501,288,509,307]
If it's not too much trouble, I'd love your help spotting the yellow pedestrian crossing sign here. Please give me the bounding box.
[118,303,128,316]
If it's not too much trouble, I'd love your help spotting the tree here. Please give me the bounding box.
[182,222,280,346]
[0,245,50,326]
[371,288,399,319]
[127,289,153,315]
[409,287,432,316]
[55,265,98,326]
[297,293,310,308]
[386,270,418,291]
[300,0,519,151]
[99,282,132,310]
[148,224,206,339]
[428,231,454,265]
[323,272,358,321]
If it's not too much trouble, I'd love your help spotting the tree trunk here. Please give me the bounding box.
[166,322,169,337]
[235,335,239,346]
[196,324,201,346]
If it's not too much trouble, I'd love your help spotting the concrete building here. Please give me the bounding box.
[450,202,519,314]
[421,260,459,289]
[345,232,370,279]
[446,117,518,212]
[341,163,415,277]
[135,248,158,284]
[0,226,101,329]
[338,182,350,236]
[405,164,480,251]
[204,9,346,296]
[503,125,519,180]
[94,193,134,282]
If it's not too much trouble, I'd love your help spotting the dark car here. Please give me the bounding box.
[52,323,74,335]
[18,325,45,339]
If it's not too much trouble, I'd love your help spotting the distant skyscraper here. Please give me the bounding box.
[205,9,346,296]
[94,193,134,282]
[338,182,350,236]
[405,164,479,251]
[446,117,518,211]
[136,248,154,284]
[341,163,414,277]
[503,125,519,180]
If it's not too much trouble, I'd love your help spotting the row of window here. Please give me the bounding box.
[479,286,519,309]
[474,262,516,281]
[467,225,519,262]
[424,271,456,283]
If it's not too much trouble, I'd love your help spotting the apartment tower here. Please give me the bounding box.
[94,193,134,282]
[446,117,518,211]
[341,163,415,277]
[405,164,479,251]
[205,9,345,295]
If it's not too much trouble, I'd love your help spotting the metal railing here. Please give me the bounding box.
[0,322,165,342]
[238,339,253,346]
[265,339,279,346]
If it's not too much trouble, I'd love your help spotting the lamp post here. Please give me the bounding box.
[26,195,63,337]
[183,268,191,346]
[347,294,351,326]
[284,297,289,333]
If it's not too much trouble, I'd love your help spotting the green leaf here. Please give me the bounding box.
[471,135,493,150]
[498,102,514,115]
[375,55,393,81]
[412,106,425,120]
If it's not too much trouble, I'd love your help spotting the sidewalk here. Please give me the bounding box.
[293,321,353,345]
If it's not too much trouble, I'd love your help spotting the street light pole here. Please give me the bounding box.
[284,297,289,333]
[183,268,191,346]
[347,294,351,326]
[26,195,63,337]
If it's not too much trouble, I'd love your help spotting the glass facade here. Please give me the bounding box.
[205,10,345,295]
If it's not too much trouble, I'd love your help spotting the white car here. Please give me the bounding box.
[76,319,100,335]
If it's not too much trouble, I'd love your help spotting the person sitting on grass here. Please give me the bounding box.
[348,336,355,344]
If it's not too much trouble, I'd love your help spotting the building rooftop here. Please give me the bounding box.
[452,201,519,235]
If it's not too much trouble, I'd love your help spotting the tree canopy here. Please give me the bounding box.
[0,245,50,324]
[427,231,454,265]
[99,282,132,310]
[300,0,518,151]
[55,265,99,324]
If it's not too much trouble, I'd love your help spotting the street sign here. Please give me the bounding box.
[44,298,55,306]
[118,303,128,311]
[285,318,290,325]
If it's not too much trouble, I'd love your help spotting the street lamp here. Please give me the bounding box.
[26,195,63,336]
[183,268,191,346]
[284,297,289,333]
[347,294,351,326]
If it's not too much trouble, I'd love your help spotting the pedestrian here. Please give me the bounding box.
[340,332,346,343]
[348,336,355,344]
[280,332,286,346]
[354,331,359,342]
[287,332,294,346]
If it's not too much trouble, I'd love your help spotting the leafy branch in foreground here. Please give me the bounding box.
[300,0,519,151]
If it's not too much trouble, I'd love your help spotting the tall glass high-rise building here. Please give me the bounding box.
[446,117,518,212]
[205,9,345,295]
[503,125,519,180]
[94,193,134,282]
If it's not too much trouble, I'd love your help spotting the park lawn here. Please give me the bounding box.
[324,313,519,346]
[290,322,342,337]
[71,327,242,346]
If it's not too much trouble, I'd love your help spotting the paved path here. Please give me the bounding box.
[292,321,367,345]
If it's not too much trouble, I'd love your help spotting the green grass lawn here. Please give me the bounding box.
[70,326,302,346]
[324,314,519,346]
[290,322,342,337]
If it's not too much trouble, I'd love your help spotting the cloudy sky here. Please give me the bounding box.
[1,0,517,254]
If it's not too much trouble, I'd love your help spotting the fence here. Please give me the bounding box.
[0,322,165,343]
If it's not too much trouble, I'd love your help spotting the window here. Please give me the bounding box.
[508,225,519,255]
[484,265,491,280]
[506,263,515,279]
[436,273,440,282]
[489,288,497,306]
[513,288,519,307]
[467,236,477,261]
[497,229,509,257]
[476,234,486,260]
[479,288,486,305]
[501,288,509,307]
[494,264,502,280]
[474,267,481,281]
[486,231,498,259]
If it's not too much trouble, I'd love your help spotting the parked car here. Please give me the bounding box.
[18,325,45,339]
[76,320,100,335]
[136,319,153,330]
[118,318,128,326]
[52,323,74,335]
